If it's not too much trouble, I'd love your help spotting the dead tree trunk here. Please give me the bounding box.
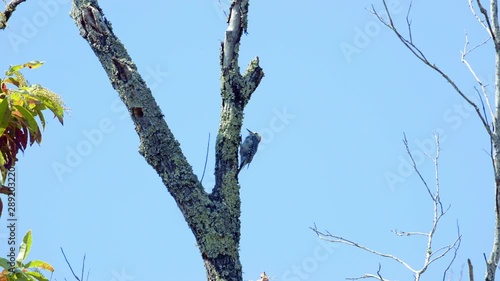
[70,1,264,280]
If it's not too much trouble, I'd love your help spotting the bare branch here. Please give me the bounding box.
[60,248,81,281]
[80,254,85,281]
[475,0,497,41]
[467,259,474,281]
[371,4,500,275]
[462,32,491,56]
[345,264,391,281]
[311,226,417,274]
[474,87,491,132]
[376,264,386,281]
[370,1,494,139]
[346,276,377,280]
[313,132,459,280]
[405,1,413,43]
[441,223,461,281]
[70,0,212,252]
[403,133,433,200]
[428,235,461,266]
[432,133,444,213]
[391,229,427,237]
[0,0,27,29]
[461,33,494,122]
[469,0,491,34]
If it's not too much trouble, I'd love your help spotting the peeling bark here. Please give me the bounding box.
[70,0,263,280]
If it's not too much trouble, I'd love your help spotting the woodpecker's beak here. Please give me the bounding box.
[246,128,252,133]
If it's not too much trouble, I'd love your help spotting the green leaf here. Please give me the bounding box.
[23,61,44,70]
[6,61,43,76]
[0,98,11,136]
[9,92,24,107]
[15,270,34,281]
[16,230,32,264]
[25,271,48,281]
[6,65,22,76]
[34,109,45,131]
[13,106,40,145]
[23,261,53,272]
[29,87,64,125]
[2,77,20,87]
[0,257,11,269]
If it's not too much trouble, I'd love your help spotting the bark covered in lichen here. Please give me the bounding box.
[70,0,263,280]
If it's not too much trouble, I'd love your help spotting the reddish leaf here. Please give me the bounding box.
[0,185,12,195]
[15,127,27,152]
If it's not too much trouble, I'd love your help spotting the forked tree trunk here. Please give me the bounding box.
[70,1,263,280]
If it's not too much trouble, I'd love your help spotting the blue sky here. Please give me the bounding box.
[0,0,495,280]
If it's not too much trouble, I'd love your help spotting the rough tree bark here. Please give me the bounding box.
[69,1,264,280]
[0,0,27,29]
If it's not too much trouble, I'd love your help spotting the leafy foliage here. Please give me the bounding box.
[0,61,65,182]
[0,230,54,281]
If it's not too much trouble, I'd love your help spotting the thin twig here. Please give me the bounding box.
[442,223,462,281]
[391,229,427,236]
[474,87,491,131]
[403,133,433,200]
[311,226,417,274]
[376,263,385,281]
[461,32,494,123]
[475,84,496,171]
[346,264,389,281]
[60,248,81,281]
[462,33,491,56]
[313,132,459,280]
[81,254,85,281]
[370,2,494,139]
[476,0,496,42]
[469,0,490,34]
[200,133,210,183]
[405,1,413,43]
[432,133,444,213]
[218,0,228,21]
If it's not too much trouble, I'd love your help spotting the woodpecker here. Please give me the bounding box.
[238,128,261,173]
